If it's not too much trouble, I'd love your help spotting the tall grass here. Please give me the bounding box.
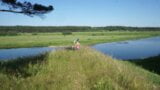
[130,55,160,75]
[0,47,160,90]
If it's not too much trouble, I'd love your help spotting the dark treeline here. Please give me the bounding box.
[0,26,160,34]
[0,26,91,33]
[93,26,160,31]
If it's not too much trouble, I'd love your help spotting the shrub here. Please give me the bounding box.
[0,31,18,36]
[62,32,72,36]
[32,33,38,35]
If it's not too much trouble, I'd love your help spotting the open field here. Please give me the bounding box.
[0,47,160,90]
[0,31,160,48]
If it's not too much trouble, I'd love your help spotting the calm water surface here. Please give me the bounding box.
[0,47,55,60]
[92,37,160,60]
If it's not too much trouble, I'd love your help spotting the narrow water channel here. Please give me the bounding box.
[0,47,55,60]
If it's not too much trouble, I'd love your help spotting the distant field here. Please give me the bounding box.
[0,31,160,48]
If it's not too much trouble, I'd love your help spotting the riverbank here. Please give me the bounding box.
[0,31,160,49]
[130,55,160,75]
[0,47,160,90]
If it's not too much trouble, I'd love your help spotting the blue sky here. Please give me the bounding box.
[0,0,160,27]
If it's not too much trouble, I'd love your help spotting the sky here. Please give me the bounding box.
[0,0,160,27]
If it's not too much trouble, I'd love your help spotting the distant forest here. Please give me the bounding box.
[0,26,160,33]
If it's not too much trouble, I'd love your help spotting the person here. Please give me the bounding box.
[73,38,80,50]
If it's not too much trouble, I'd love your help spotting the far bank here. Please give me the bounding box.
[0,31,160,49]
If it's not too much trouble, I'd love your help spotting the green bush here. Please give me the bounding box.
[32,33,38,35]
[62,32,72,36]
[0,31,18,36]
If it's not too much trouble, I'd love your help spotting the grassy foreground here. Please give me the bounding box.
[0,31,160,48]
[0,47,160,90]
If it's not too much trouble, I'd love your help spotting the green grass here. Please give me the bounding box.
[130,55,160,75]
[0,47,160,90]
[0,31,160,48]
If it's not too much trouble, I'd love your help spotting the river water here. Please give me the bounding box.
[92,37,160,60]
[0,47,55,60]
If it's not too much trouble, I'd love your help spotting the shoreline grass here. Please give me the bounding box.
[0,47,160,90]
[0,31,160,49]
[130,55,160,75]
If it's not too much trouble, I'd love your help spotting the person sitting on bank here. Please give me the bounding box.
[73,38,80,50]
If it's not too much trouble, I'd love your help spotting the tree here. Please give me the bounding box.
[0,0,54,16]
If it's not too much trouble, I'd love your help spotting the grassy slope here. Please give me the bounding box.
[0,47,160,90]
[0,31,160,48]
[130,55,160,75]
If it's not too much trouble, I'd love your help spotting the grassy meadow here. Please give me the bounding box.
[0,31,160,48]
[0,47,160,90]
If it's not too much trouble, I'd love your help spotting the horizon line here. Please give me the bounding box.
[0,25,160,28]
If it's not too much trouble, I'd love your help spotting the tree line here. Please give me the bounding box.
[0,26,160,34]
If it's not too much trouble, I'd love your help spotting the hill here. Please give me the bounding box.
[0,47,160,90]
